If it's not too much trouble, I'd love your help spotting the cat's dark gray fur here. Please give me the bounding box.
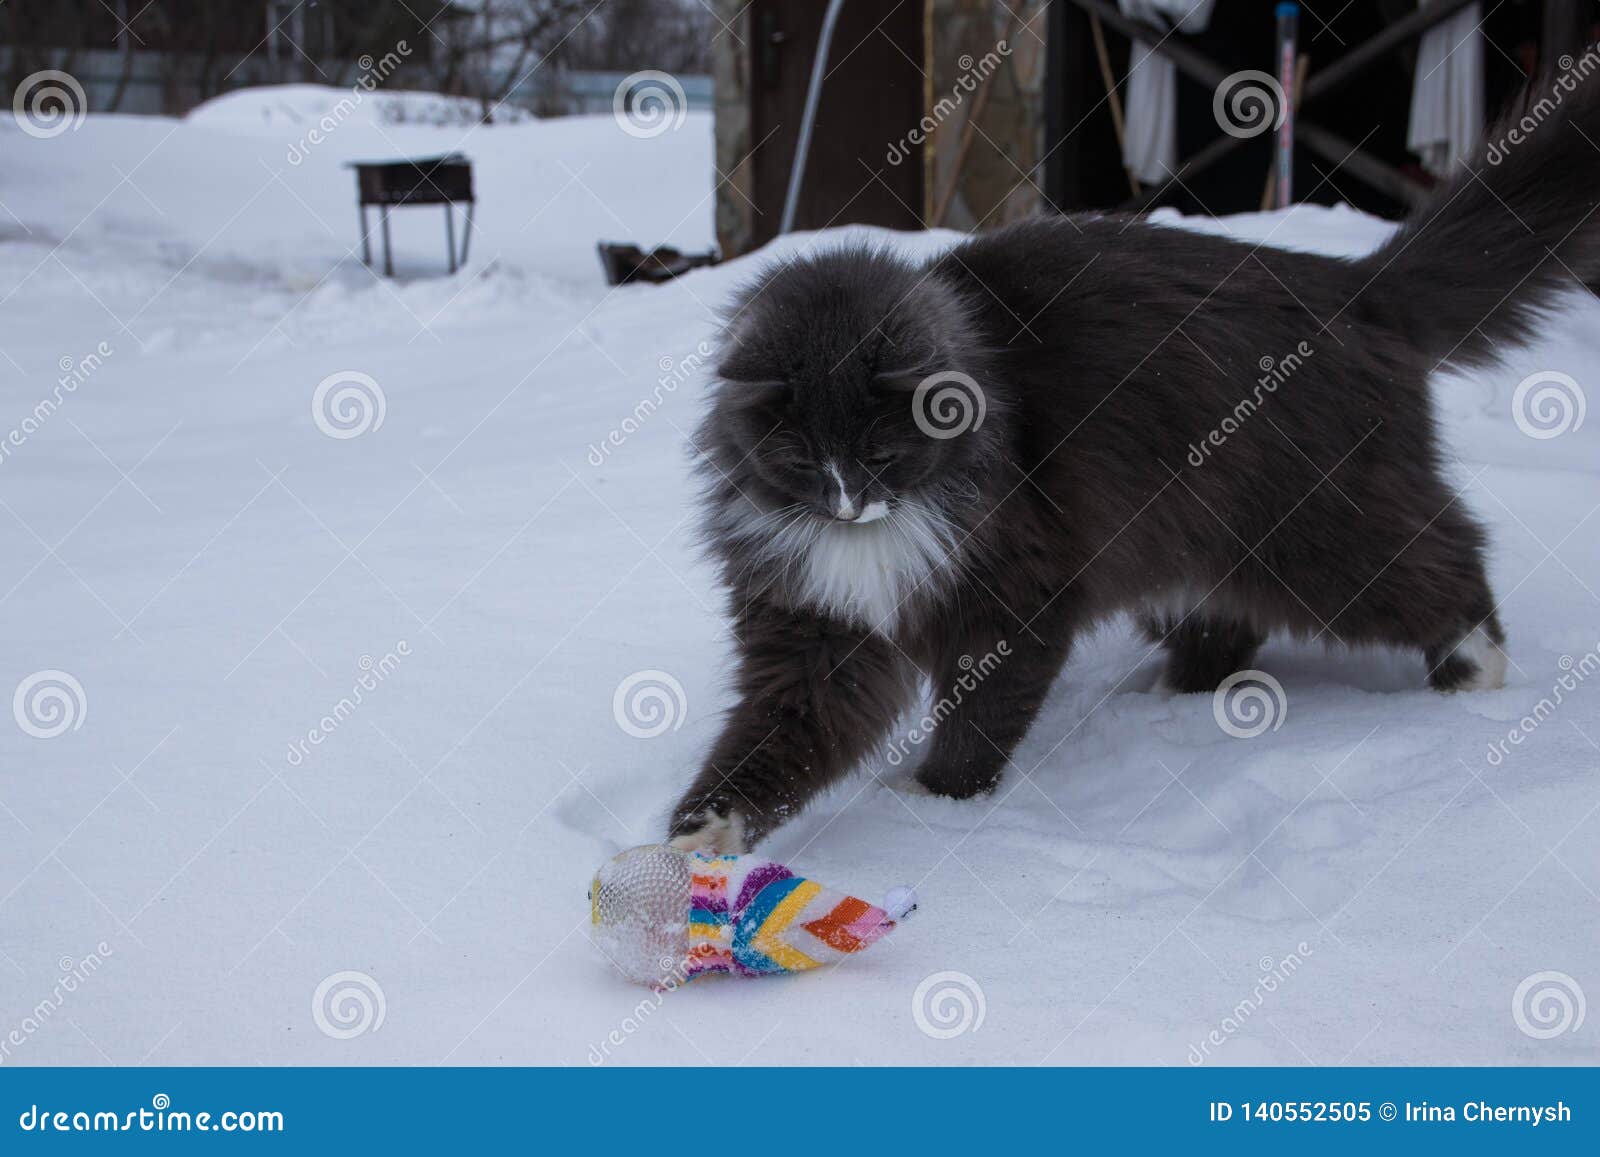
[667,75,1600,852]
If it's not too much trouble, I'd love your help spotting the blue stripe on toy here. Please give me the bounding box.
[731,875,804,973]
[689,907,728,926]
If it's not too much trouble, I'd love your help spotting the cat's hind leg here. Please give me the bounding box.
[1425,617,1507,691]
[1317,510,1506,692]
[1142,611,1267,694]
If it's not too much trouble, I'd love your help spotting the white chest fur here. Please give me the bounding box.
[797,520,942,632]
[730,499,958,634]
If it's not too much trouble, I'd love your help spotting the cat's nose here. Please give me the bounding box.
[826,464,859,520]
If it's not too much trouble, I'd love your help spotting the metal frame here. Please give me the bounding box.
[358,202,473,277]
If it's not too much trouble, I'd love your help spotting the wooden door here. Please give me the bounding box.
[749,0,925,245]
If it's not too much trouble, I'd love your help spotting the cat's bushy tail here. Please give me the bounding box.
[1363,53,1600,369]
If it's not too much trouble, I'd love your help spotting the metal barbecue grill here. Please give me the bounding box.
[348,153,475,277]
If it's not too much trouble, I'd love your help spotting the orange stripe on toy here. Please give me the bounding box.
[803,896,874,953]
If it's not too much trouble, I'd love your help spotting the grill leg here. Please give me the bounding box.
[445,204,457,275]
[381,207,394,278]
[460,201,473,267]
[358,204,371,267]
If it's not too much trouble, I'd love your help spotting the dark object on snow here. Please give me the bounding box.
[596,241,720,286]
[349,153,475,277]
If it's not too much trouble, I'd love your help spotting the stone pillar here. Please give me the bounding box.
[926,0,1049,230]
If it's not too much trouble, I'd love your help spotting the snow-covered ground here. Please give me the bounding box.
[0,88,1595,1067]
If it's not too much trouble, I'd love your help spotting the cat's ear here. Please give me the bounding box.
[870,367,931,393]
[720,373,788,389]
[717,346,782,382]
[716,362,790,408]
[716,339,784,384]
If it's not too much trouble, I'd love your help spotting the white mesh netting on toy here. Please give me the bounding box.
[588,844,693,986]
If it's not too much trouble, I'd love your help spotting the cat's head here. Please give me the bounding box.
[704,246,1000,526]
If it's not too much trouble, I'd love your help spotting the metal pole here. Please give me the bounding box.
[1275,3,1298,209]
[779,0,849,235]
[445,204,457,275]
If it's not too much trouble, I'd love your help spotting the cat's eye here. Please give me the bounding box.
[863,450,898,469]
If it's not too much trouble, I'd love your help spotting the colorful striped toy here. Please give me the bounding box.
[589,844,915,987]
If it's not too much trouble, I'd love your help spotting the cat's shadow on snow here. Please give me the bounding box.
[768,639,1477,855]
[1196,642,1436,696]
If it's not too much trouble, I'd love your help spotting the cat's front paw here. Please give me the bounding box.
[668,808,748,855]
[913,761,1003,800]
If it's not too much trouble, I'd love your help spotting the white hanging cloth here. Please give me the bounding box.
[1408,0,1485,177]
[1120,0,1217,186]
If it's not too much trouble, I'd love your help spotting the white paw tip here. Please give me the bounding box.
[1454,626,1507,691]
[668,810,748,855]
